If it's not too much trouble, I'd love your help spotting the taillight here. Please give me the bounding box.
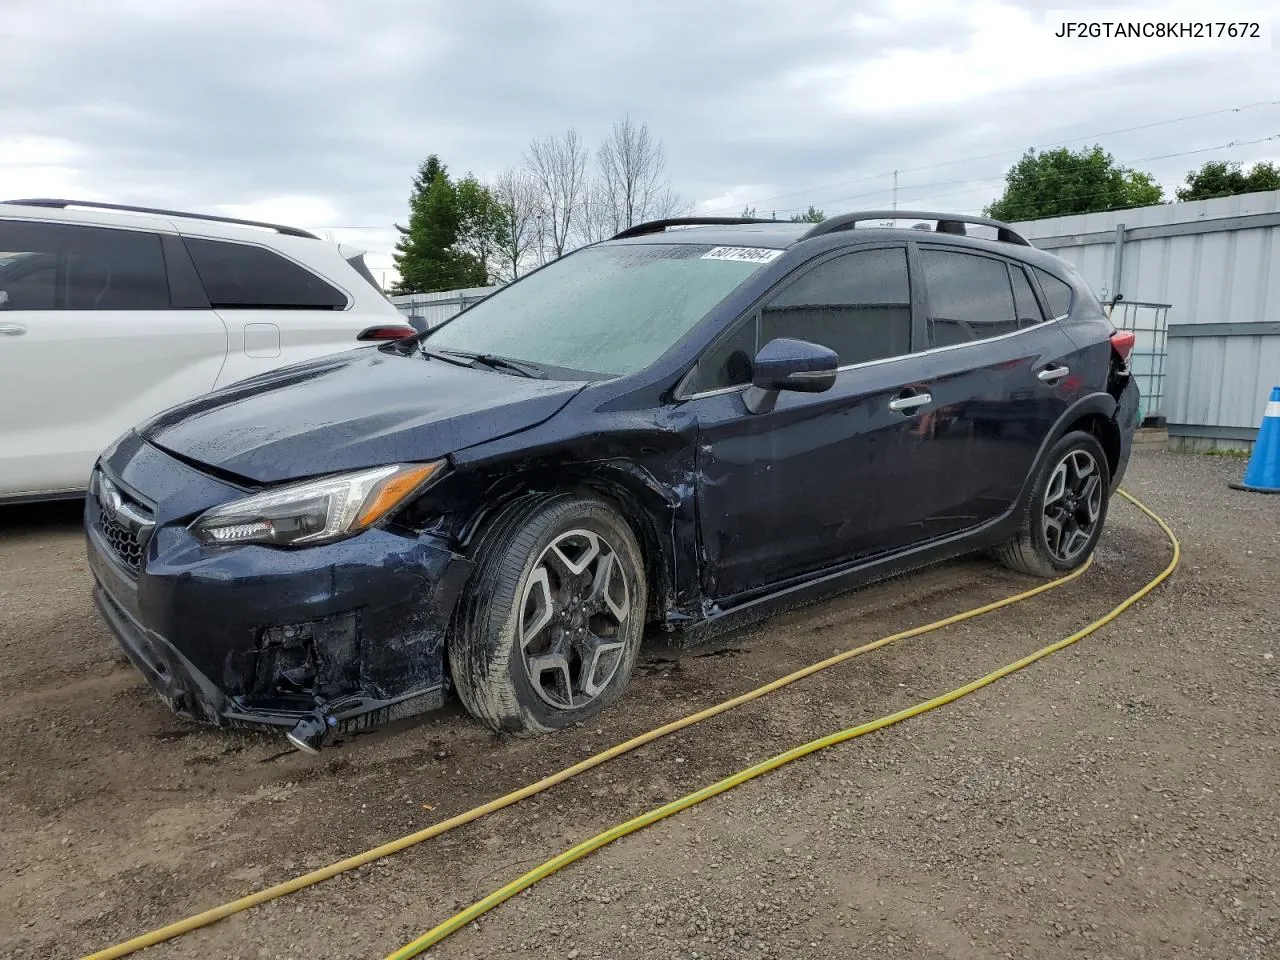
[357,324,417,342]
[1110,330,1136,365]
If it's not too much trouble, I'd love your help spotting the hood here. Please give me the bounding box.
[140,346,588,483]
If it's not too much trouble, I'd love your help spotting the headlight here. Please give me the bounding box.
[190,461,445,547]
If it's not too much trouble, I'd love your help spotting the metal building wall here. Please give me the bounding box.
[1014,190,1280,450]
[389,286,499,329]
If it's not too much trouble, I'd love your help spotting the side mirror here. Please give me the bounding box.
[744,337,839,414]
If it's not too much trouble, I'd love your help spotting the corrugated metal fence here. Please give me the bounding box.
[1014,190,1280,451]
[389,286,498,330]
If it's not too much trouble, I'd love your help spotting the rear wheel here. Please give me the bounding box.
[995,430,1111,578]
[450,493,647,735]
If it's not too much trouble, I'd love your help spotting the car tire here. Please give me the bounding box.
[994,430,1112,578]
[449,492,647,736]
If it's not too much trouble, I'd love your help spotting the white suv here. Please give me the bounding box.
[0,199,414,503]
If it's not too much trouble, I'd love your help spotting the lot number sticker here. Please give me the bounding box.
[701,246,783,263]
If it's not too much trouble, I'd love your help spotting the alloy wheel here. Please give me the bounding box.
[1041,449,1104,564]
[518,528,632,710]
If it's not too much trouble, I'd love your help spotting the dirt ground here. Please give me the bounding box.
[2,448,1277,960]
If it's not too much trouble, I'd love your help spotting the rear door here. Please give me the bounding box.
[0,218,227,497]
[178,236,368,389]
[908,244,1085,534]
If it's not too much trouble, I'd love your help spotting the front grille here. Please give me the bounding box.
[92,469,155,575]
[100,512,145,572]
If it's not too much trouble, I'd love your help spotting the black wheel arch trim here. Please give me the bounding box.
[1013,391,1120,515]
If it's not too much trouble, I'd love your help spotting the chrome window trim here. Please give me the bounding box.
[675,312,1066,402]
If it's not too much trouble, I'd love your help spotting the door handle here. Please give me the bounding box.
[0,322,28,336]
[1037,364,1070,383]
[888,391,932,413]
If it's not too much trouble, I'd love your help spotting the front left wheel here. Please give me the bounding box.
[449,493,647,736]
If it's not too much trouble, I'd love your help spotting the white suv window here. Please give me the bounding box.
[0,220,170,310]
[184,238,347,310]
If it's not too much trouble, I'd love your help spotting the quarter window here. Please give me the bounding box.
[0,220,170,310]
[696,314,758,392]
[759,247,913,366]
[184,238,347,310]
[1033,267,1073,318]
[1009,263,1045,327]
[919,248,1020,346]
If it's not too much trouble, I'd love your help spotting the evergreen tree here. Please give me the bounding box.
[392,156,488,293]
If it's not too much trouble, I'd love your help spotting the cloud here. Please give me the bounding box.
[2,0,1277,278]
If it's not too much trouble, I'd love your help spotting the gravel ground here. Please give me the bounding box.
[1,448,1277,960]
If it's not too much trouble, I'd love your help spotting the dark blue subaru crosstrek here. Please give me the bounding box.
[86,211,1140,752]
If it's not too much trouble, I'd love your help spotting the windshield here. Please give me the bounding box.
[424,243,772,377]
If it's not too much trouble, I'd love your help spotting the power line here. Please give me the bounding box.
[759,134,1280,217]
[892,135,1280,214]
[703,99,1280,214]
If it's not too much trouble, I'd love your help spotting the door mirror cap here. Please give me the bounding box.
[744,338,839,414]
[752,337,839,393]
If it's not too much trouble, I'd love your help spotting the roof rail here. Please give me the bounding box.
[0,199,321,240]
[802,210,1031,246]
[610,216,784,240]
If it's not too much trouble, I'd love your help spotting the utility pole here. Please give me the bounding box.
[892,170,898,212]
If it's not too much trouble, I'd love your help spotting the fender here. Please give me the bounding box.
[1012,391,1119,514]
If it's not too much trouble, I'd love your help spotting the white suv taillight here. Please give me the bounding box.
[356,324,417,342]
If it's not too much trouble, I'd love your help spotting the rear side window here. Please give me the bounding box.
[1009,264,1045,327]
[1033,267,1073,318]
[184,238,347,309]
[0,219,169,310]
[759,247,913,366]
[920,248,1019,346]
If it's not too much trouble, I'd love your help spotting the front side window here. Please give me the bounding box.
[760,247,913,364]
[184,238,348,310]
[0,220,169,310]
[425,243,772,377]
[691,246,914,393]
[920,248,1020,346]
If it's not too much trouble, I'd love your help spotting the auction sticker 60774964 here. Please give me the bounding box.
[701,247,784,263]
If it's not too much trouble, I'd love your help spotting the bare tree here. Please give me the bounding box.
[491,167,540,282]
[523,129,589,260]
[595,115,688,234]
[576,177,615,247]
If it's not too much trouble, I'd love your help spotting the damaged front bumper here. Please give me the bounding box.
[85,434,473,740]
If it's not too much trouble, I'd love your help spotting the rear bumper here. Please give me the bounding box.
[1110,377,1141,493]
[86,435,473,732]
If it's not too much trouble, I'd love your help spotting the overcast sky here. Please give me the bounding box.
[3,0,1278,284]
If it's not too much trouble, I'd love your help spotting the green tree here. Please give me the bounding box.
[454,175,508,285]
[1176,160,1280,202]
[984,145,1164,222]
[392,156,488,294]
[789,206,825,223]
[740,205,757,217]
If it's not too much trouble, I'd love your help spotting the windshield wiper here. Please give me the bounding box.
[416,344,476,368]
[438,350,547,379]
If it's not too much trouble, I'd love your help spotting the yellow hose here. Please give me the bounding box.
[385,490,1178,959]
[83,491,1139,960]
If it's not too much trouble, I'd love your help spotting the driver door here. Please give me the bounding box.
[687,244,940,600]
